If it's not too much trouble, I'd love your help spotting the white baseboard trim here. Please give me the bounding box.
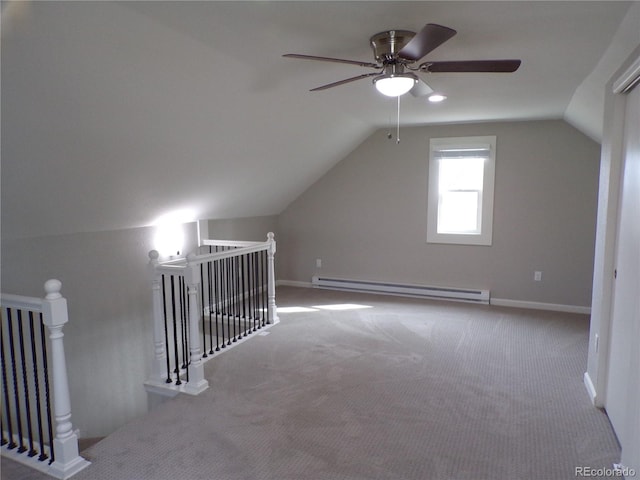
[490,298,591,314]
[583,372,599,406]
[277,284,592,314]
[277,279,313,288]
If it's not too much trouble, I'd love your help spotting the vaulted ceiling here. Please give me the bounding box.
[1,1,637,239]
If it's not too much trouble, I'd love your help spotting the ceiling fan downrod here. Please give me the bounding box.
[369,29,416,64]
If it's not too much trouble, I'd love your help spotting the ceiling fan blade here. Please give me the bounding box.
[283,54,379,69]
[398,24,457,62]
[421,59,522,73]
[409,79,434,97]
[309,72,382,91]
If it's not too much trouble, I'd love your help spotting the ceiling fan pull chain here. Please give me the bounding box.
[396,95,401,144]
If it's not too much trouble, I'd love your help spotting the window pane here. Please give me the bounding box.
[437,191,480,233]
[439,157,485,191]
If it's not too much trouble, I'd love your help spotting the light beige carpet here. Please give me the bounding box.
[2,287,620,480]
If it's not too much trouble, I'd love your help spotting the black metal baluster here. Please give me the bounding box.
[239,255,245,338]
[220,254,227,349]
[234,255,240,341]
[259,250,264,327]
[264,250,270,325]
[179,277,189,382]
[28,312,42,459]
[253,252,261,330]
[17,310,35,454]
[200,263,207,359]
[257,252,262,328]
[1,310,10,447]
[253,252,262,330]
[161,275,172,384]
[207,260,214,355]
[230,255,236,344]
[242,254,248,337]
[170,277,181,386]
[246,252,253,332]
[1,309,15,449]
[179,276,185,369]
[219,253,224,348]
[208,249,215,353]
[233,249,238,339]
[39,315,54,464]
[261,250,268,325]
[180,276,189,369]
[255,252,261,327]
[214,258,221,351]
[33,314,49,461]
[183,278,190,384]
[212,259,218,352]
[256,252,263,328]
[231,255,236,341]
[0,312,7,446]
[229,255,236,343]
[226,257,232,346]
[238,254,242,338]
[7,309,24,451]
[219,257,225,349]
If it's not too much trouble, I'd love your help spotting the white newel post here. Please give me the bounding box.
[147,250,169,386]
[41,279,90,479]
[267,232,279,324]
[184,254,209,394]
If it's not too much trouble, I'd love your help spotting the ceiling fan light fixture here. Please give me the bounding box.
[373,74,417,97]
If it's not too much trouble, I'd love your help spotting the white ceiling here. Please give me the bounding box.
[1,1,636,239]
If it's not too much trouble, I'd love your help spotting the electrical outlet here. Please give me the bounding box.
[534,271,542,281]
[316,258,322,268]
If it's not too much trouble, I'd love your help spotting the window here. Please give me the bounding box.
[427,136,496,245]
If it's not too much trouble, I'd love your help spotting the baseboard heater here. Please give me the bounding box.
[311,276,490,304]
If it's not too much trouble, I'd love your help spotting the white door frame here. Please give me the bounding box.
[586,50,640,407]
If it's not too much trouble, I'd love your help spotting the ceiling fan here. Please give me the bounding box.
[283,23,521,98]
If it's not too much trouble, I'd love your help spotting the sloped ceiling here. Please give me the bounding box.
[1,1,634,239]
[564,1,640,141]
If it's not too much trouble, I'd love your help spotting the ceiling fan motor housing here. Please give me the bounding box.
[369,30,415,63]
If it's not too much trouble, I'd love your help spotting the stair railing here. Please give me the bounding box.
[1,279,90,479]
[145,232,278,395]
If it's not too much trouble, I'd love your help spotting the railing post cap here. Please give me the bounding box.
[267,232,275,241]
[148,250,160,261]
[186,252,196,263]
[44,279,63,299]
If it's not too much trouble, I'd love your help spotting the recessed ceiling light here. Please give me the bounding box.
[428,94,447,103]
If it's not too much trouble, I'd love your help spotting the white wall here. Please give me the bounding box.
[208,216,278,242]
[278,119,601,309]
[1,223,198,438]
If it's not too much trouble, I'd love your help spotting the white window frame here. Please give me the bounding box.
[427,136,496,246]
